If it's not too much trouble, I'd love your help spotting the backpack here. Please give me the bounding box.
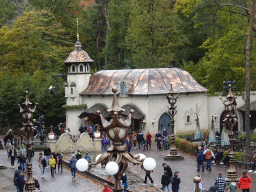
[14,176,19,186]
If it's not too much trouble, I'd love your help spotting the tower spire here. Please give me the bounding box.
[77,18,79,41]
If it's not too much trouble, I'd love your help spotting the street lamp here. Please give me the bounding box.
[75,88,155,192]
[165,84,184,160]
[18,91,37,191]
[220,83,239,183]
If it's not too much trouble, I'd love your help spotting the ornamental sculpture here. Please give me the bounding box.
[18,91,37,191]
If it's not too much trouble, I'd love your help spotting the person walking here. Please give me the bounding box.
[161,170,171,192]
[146,132,152,149]
[15,171,25,192]
[13,165,22,192]
[172,171,181,192]
[238,171,252,192]
[125,137,133,152]
[19,145,26,157]
[18,153,26,171]
[10,145,17,168]
[227,182,237,192]
[132,131,138,149]
[57,151,64,172]
[6,139,12,158]
[39,154,46,178]
[49,154,56,177]
[203,146,215,171]
[85,152,91,163]
[121,173,128,192]
[214,172,226,192]
[44,145,51,168]
[102,183,113,192]
[137,131,144,150]
[143,169,154,185]
[76,150,82,160]
[69,154,77,180]
[162,163,173,183]
[197,146,204,172]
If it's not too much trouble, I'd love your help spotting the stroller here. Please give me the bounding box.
[163,137,170,150]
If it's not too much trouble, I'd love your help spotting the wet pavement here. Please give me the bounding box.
[1,138,256,192]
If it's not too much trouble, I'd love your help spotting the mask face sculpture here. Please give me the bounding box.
[93,88,141,191]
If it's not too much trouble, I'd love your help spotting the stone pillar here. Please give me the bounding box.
[94,139,102,152]
[48,140,57,153]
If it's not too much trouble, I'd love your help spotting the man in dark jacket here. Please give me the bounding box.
[137,131,144,150]
[162,163,173,182]
[69,154,77,180]
[44,145,51,168]
[197,146,204,172]
[18,153,26,171]
[172,171,181,192]
[161,170,171,192]
[14,166,22,191]
[16,171,26,192]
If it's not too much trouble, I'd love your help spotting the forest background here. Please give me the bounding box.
[0,0,255,129]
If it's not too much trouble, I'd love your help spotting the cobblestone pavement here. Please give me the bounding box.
[127,142,256,191]
[0,148,103,192]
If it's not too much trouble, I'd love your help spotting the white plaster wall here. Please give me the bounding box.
[66,109,84,135]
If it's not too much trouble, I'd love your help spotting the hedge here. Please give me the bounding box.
[172,136,250,162]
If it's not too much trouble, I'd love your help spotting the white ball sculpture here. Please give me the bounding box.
[95,154,102,162]
[76,159,89,172]
[106,161,119,175]
[137,153,146,161]
[143,157,156,171]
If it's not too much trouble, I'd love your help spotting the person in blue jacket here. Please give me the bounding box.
[197,146,204,172]
[16,171,26,192]
[172,171,181,192]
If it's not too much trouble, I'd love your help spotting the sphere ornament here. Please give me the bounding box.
[95,154,102,162]
[143,157,156,171]
[137,154,146,161]
[106,161,119,175]
[76,159,89,172]
[193,176,201,183]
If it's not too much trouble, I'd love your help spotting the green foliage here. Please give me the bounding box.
[0,0,16,27]
[174,136,198,156]
[239,132,256,142]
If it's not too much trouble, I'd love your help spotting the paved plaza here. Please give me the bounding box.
[0,140,256,191]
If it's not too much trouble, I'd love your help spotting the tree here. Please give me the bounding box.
[126,0,186,68]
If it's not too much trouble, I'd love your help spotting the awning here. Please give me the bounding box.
[122,103,145,120]
[238,101,256,111]
[78,103,110,119]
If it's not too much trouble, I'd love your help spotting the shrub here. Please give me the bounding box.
[239,132,256,142]
[172,136,198,156]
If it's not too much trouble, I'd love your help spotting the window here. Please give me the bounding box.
[86,64,89,72]
[80,65,84,72]
[72,65,76,73]
[187,115,190,122]
[71,88,73,95]
[120,81,127,97]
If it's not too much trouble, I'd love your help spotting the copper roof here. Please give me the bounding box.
[80,68,207,96]
[64,41,94,64]
[238,101,256,111]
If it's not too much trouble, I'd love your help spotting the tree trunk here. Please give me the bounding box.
[96,25,102,70]
[245,0,255,154]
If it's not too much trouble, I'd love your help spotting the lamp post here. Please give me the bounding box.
[75,88,156,192]
[19,91,37,191]
[220,83,239,183]
[193,175,201,192]
[48,126,55,141]
[165,84,184,160]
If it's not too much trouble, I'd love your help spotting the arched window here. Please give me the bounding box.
[71,88,73,95]
[187,115,190,123]
[79,65,84,72]
[120,81,127,97]
[72,65,76,73]
[86,64,89,73]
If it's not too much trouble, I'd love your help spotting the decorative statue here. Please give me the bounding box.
[221,123,230,146]
[194,113,203,140]
[208,116,217,143]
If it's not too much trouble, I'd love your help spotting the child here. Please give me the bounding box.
[143,138,148,150]
[33,177,40,190]
[227,182,237,192]
[102,183,113,192]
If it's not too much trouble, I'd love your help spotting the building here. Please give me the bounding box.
[64,40,256,136]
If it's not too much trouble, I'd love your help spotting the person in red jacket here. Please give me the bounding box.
[146,132,152,149]
[238,171,252,192]
[102,183,112,192]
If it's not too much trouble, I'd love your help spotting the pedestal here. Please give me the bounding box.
[0,164,6,169]
[164,134,184,161]
[164,154,184,161]
[48,140,56,152]
[94,139,102,153]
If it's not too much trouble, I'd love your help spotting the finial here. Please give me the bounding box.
[77,18,79,41]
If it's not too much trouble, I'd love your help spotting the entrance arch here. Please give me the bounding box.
[219,110,238,133]
[158,113,172,134]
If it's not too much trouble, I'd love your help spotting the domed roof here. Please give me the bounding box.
[80,68,207,96]
[64,41,94,64]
